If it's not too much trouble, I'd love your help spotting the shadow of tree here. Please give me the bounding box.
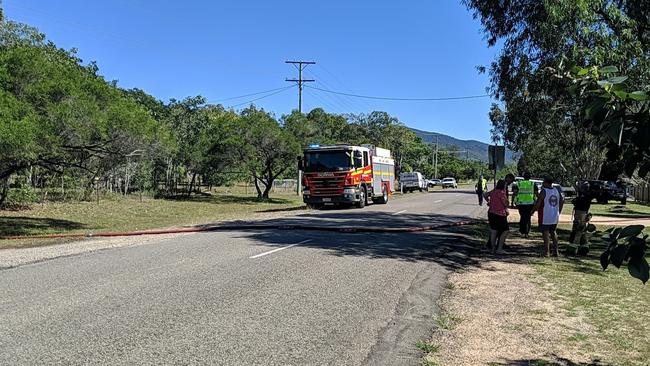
[492,355,611,366]
[0,217,85,238]
[163,194,296,205]
[237,227,482,270]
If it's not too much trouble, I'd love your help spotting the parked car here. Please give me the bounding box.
[580,180,627,204]
[399,172,428,193]
[427,179,441,188]
[441,177,458,189]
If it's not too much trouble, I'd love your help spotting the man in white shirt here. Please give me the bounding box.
[532,177,564,257]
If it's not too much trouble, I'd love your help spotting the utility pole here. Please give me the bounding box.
[434,135,439,179]
[285,60,315,113]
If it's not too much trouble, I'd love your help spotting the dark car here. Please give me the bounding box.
[581,180,627,204]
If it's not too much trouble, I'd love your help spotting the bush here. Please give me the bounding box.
[6,186,39,205]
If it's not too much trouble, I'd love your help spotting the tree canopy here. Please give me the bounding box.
[465,0,650,182]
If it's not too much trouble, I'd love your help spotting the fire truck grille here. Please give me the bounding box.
[309,176,346,196]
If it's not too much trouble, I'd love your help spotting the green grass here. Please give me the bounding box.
[532,251,650,365]
[416,340,440,354]
[433,313,462,331]
[460,222,650,365]
[0,193,304,248]
[562,201,650,218]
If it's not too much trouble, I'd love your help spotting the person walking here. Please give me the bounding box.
[485,179,509,255]
[569,182,592,244]
[532,177,564,257]
[476,175,487,206]
[514,172,535,238]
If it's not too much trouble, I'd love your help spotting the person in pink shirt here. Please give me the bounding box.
[485,179,510,254]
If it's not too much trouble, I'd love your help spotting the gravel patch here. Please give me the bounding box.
[0,233,187,270]
[430,244,604,365]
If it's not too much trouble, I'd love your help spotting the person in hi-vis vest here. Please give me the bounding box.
[532,177,564,257]
[513,172,536,238]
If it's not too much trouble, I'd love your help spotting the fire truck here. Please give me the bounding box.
[300,144,395,208]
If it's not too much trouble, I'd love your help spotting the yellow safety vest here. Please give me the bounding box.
[516,180,535,205]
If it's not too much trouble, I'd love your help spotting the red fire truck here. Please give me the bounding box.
[300,144,395,208]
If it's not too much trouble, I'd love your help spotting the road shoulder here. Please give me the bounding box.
[422,237,604,365]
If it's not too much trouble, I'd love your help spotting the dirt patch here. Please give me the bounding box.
[427,240,608,365]
[508,210,650,227]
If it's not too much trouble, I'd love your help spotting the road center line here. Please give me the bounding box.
[391,209,407,215]
[434,199,443,203]
[249,239,312,259]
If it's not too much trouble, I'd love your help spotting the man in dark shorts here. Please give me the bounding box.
[532,177,564,256]
[569,182,592,244]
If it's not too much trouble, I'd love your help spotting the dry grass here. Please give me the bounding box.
[0,193,304,249]
[427,254,600,365]
[425,223,650,366]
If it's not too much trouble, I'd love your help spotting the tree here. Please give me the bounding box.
[228,107,299,199]
[465,0,649,182]
[0,11,161,203]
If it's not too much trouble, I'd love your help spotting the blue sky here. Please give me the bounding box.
[3,0,499,143]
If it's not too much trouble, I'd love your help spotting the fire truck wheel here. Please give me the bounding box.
[373,185,389,204]
[356,186,367,208]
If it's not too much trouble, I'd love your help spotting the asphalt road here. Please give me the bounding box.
[0,188,484,366]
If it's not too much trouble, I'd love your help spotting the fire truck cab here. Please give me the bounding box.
[301,144,395,208]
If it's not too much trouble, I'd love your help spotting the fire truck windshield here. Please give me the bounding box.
[304,151,352,172]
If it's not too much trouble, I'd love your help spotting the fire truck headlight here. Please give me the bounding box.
[343,187,356,194]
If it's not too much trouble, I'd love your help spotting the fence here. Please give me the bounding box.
[630,183,650,204]
[271,179,298,193]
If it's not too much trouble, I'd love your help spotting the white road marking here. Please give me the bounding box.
[249,239,312,259]
[434,200,443,203]
[391,209,407,215]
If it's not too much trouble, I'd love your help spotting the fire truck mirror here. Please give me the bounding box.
[353,151,363,168]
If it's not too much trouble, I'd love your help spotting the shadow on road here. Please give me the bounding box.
[492,355,611,366]
[236,225,483,271]
[226,211,475,229]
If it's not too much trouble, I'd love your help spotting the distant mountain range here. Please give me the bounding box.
[410,128,516,163]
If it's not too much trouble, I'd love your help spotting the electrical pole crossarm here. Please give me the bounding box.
[285,60,316,113]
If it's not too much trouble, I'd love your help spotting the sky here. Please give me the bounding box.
[3,0,500,143]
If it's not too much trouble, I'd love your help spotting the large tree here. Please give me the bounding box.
[465,0,650,181]
[0,10,160,203]
[228,107,299,199]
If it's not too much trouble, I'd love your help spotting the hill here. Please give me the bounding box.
[410,128,516,163]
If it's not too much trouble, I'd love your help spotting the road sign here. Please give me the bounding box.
[488,145,505,171]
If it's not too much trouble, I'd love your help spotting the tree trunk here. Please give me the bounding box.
[187,172,197,197]
[262,180,272,199]
[0,179,8,207]
[253,174,263,198]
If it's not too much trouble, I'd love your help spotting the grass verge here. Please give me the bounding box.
[0,193,304,249]
[506,221,649,364]
[562,201,650,218]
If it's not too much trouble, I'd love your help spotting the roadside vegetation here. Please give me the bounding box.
[0,192,304,248]
[585,202,650,218]
[425,222,650,365]
[0,7,490,213]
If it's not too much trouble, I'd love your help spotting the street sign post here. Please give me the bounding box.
[488,145,505,186]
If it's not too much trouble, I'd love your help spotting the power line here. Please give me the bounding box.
[208,86,292,103]
[306,85,490,101]
[226,85,295,108]
[316,64,375,112]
